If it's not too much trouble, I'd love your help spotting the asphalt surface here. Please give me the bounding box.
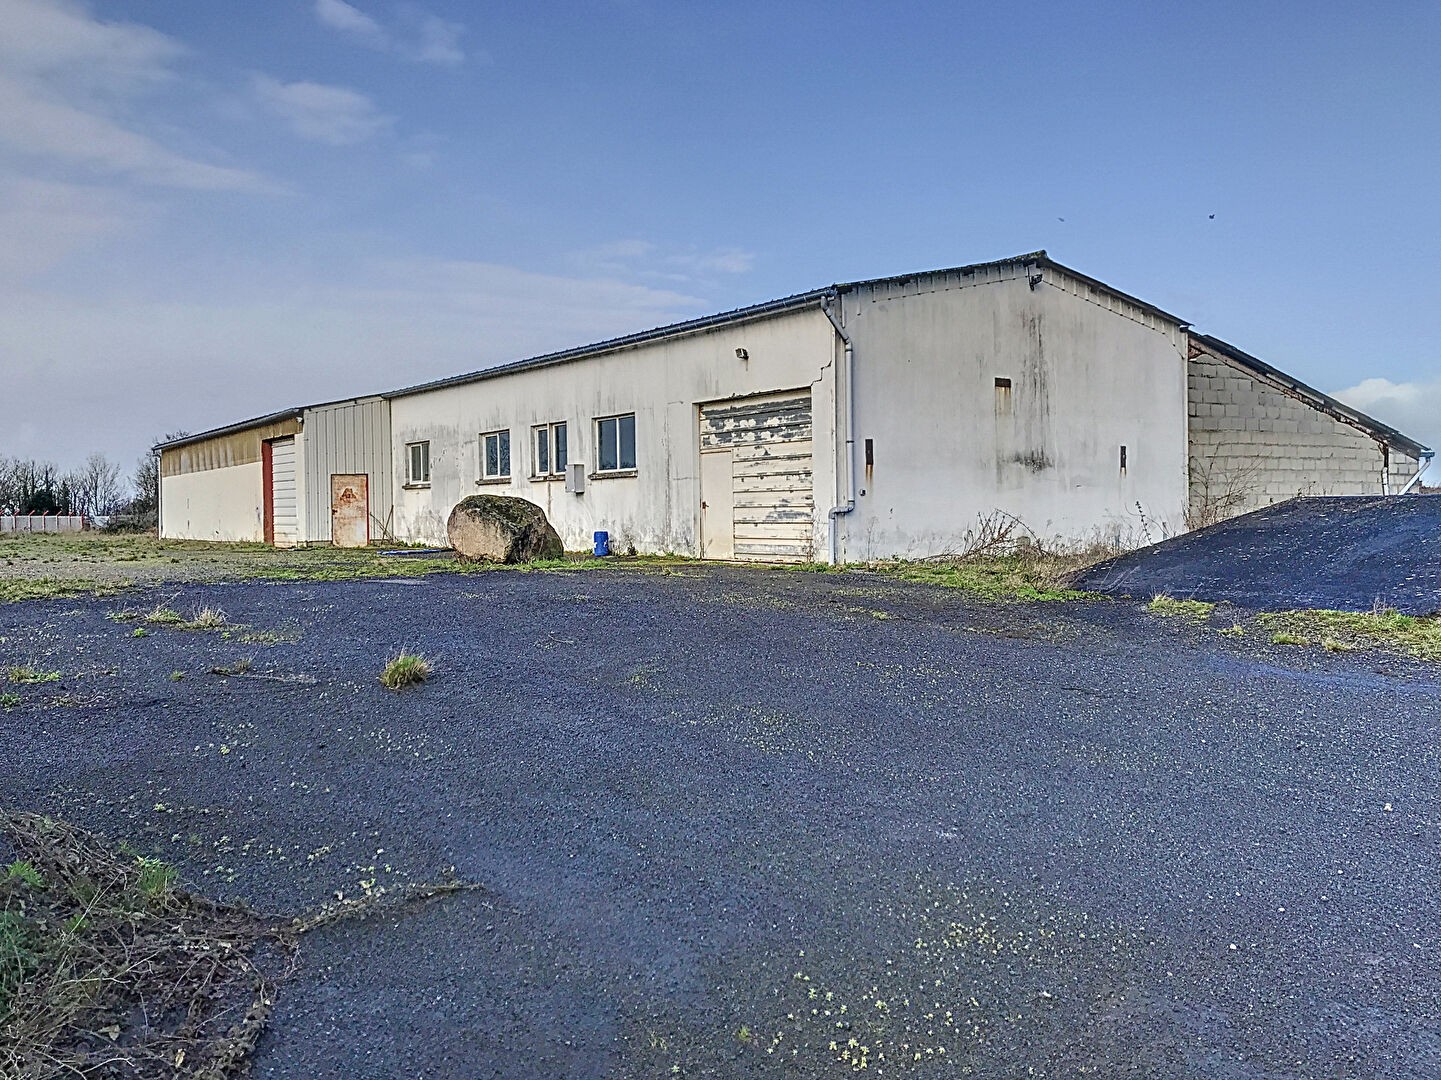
[3,566,1440,1078]
[1076,495,1441,614]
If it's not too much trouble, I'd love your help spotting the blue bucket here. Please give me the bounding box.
[593,530,610,557]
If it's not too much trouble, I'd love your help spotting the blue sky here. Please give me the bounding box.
[3,0,1438,471]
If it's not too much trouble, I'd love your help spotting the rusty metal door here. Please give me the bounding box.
[330,474,369,548]
[698,391,814,562]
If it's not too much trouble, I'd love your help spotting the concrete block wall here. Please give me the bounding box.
[1187,347,1418,524]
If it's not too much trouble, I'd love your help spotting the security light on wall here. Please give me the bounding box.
[735,348,749,361]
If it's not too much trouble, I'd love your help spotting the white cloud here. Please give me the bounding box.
[0,0,271,190]
[1332,376,1441,454]
[313,0,385,43]
[313,0,466,65]
[404,13,465,66]
[252,76,392,146]
[0,172,138,282]
[568,240,757,282]
[0,0,181,86]
[0,259,706,469]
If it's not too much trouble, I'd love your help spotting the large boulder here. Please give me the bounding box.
[447,495,565,563]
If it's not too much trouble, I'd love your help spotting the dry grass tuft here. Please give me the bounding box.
[180,606,229,631]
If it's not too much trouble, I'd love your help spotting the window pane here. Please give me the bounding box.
[409,444,419,481]
[535,427,549,475]
[420,442,429,481]
[598,418,618,471]
[485,435,498,477]
[499,430,510,476]
[618,414,636,470]
[554,423,567,472]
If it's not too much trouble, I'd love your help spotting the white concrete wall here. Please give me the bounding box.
[388,309,840,553]
[160,462,264,542]
[837,264,1190,559]
[1188,344,1421,522]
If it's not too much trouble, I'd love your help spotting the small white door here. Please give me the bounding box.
[699,449,735,559]
[270,437,300,546]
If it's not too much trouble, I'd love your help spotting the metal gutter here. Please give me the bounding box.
[818,292,855,564]
[382,289,830,401]
[1400,450,1435,495]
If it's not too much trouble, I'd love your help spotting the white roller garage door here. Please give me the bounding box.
[699,391,814,562]
[270,437,299,546]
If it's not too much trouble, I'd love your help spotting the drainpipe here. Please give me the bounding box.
[820,291,855,565]
[1399,449,1435,495]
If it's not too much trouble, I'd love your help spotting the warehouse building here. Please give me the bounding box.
[157,252,1429,560]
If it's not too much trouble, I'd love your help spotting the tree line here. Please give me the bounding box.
[0,433,184,522]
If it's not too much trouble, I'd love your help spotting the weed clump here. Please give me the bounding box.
[1147,594,1217,621]
[868,512,1114,602]
[380,652,432,690]
[4,667,60,685]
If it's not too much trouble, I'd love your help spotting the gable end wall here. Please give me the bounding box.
[1187,342,1419,523]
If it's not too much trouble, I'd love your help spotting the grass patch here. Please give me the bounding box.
[1147,594,1217,620]
[0,809,476,1079]
[4,666,61,685]
[0,577,128,605]
[1259,608,1441,661]
[0,693,19,709]
[872,553,1100,602]
[380,651,432,690]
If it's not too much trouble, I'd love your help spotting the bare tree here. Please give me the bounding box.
[128,431,188,526]
[70,453,125,516]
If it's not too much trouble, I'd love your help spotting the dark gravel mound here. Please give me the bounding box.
[1076,495,1441,613]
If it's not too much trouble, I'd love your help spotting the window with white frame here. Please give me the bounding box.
[533,421,568,478]
[480,429,511,480]
[406,441,430,485]
[595,413,636,473]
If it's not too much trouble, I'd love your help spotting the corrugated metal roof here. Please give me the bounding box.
[154,252,1427,459]
[1192,333,1430,457]
[153,408,304,453]
[152,394,389,453]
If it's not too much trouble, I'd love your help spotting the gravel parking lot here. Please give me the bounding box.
[3,563,1440,1078]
